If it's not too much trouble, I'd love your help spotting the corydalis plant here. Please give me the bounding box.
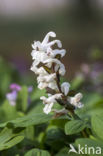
[31,32,83,115]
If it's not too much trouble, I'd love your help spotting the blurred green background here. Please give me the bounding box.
[0,0,103,78]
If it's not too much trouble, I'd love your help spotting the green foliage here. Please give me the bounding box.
[0,57,103,155]
[17,86,28,112]
[24,148,50,156]
[0,127,24,151]
[71,75,84,90]
[0,100,19,122]
[0,113,52,128]
[75,93,103,119]
[65,120,87,135]
[91,115,103,141]
[90,47,103,60]
[75,138,103,155]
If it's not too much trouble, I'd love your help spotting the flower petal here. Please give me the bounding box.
[61,82,70,96]
[42,31,56,45]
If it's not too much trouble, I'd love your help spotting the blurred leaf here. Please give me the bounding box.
[0,127,24,151]
[55,147,69,156]
[90,48,103,60]
[0,100,19,122]
[55,147,81,156]
[0,57,19,100]
[0,113,52,128]
[76,93,103,119]
[17,86,28,112]
[65,120,87,135]
[31,89,46,101]
[71,75,84,90]
[45,126,66,151]
[1,136,24,151]
[24,148,50,156]
[51,118,68,129]
[24,126,34,141]
[75,138,103,155]
[91,115,103,141]
[28,101,43,114]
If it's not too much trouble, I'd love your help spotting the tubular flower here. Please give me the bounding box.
[68,93,83,108]
[30,32,83,114]
[40,94,62,114]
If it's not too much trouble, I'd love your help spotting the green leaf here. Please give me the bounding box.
[24,148,50,156]
[56,147,80,156]
[55,147,69,156]
[76,93,103,119]
[0,136,24,150]
[17,86,28,112]
[0,100,19,122]
[0,127,24,151]
[75,138,103,155]
[24,126,34,141]
[91,115,103,140]
[65,120,87,135]
[31,88,46,101]
[45,126,65,150]
[0,113,52,128]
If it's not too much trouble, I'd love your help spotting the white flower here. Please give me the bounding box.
[43,58,66,75]
[32,31,62,52]
[38,80,58,90]
[61,82,70,96]
[48,81,58,91]
[47,49,66,58]
[37,73,56,83]
[30,32,84,114]
[31,66,47,75]
[37,73,58,90]
[40,93,62,114]
[68,93,83,108]
[53,49,66,57]
[31,32,66,79]
[38,82,47,90]
[31,50,49,61]
[59,64,66,76]
[43,102,54,114]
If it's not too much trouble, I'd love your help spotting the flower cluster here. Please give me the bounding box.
[31,32,83,114]
[6,83,32,106]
